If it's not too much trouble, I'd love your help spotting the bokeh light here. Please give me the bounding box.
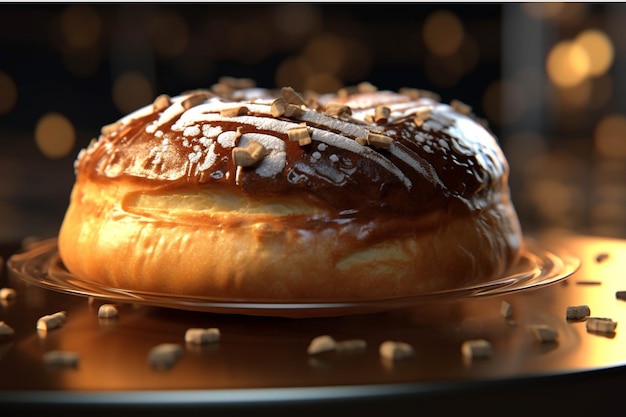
[521,3,564,20]
[594,115,626,159]
[504,131,548,170]
[303,72,343,94]
[112,72,154,114]
[272,4,322,43]
[423,10,464,56]
[546,28,613,94]
[555,78,592,109]
[62,47,103,78]
[34,113,76,159]
[60,5,101,49]
[151,10,190,59]
[275,56,313,91]
[304,33,346,75]
[546,40,589,88]
[575,29,614,77]
[482,79,526,126]
[588,74,613,110]
[0,71,18,114]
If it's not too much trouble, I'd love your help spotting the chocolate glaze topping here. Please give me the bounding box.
[75,84,509,217]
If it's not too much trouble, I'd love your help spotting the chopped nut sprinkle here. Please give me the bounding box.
[336,82,377,98]
[101,121,122,136]
[288,124,312,146]
[232,140,266,167]
[234,126,244,146]
[281,86,307,107]
[270,97,287,117]
[399,87,422,99]
[218,76,256,89]
[324,102,352,119]
[182,92,210,110]
[413,109,432,128]
[399,87,441,102]
[284,103,305,118]
[355,137,368,146]
[451,99,472,115]
[374,106,391,125]
[357,81,378,93]
[360,132,394,149]
[211,82,232,96]
[220,106,249,117]
[566,305,590,320]
[152,94,171,112]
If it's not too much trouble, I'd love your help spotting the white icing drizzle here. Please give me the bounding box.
[307,126,411,189]
[217,131,238,148]
[183,125,201,137]
[298,110,379,138]
[237,132,287,178]
[145,98,187,133]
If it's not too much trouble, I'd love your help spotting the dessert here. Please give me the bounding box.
[58,79,523,301]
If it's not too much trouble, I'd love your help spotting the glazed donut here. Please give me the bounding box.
[58,80,523,302]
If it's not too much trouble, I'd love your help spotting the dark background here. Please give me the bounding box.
[1,3,625,243]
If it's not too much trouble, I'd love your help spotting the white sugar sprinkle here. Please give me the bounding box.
[183,125,201,137]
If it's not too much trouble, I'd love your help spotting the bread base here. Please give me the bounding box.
[58,177,522,301]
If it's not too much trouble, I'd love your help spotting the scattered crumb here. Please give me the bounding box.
[527,324,558,343]
[185,328,220,345]
[586,317,617,334]
[500,300,513,318]
[307,335,337,355]
[0,288,16,300]
[335,339,367,354]
[461,339,492,360]
[379,340,415,361]
[595,253,609,263]
[97,304,119,319]
[566,305,591,320]
[0,321,14,340]
[148,343,183,370]
[43,350,80,368]
[36,311,67,331]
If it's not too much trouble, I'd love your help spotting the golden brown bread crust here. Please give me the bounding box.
[58,82,523,301]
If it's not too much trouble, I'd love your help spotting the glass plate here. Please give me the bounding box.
[6,238,579,317]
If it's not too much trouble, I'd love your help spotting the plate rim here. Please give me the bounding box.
[7,237,580,317]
